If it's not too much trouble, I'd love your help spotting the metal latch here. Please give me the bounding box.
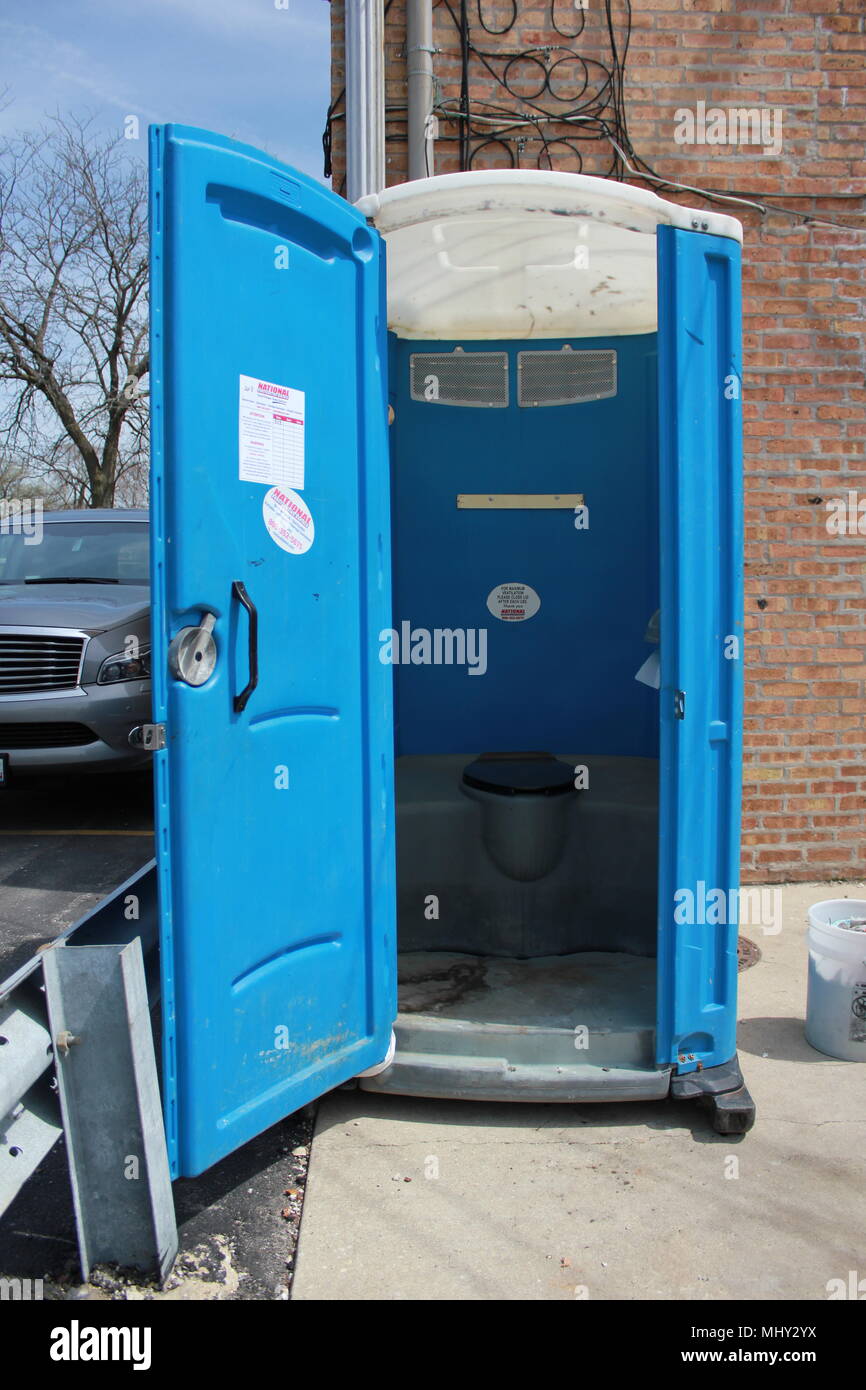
[168,613,217,687]
[129,723,166,750]
[674,690,686,720]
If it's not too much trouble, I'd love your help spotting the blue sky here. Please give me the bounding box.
[0,0,332,179]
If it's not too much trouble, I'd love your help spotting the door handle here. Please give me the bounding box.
[232,580,258,713]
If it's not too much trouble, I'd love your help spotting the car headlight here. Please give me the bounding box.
[97,647,151,685]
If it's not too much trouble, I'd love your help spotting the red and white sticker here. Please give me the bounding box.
[486,582,540,622]
[239,375,305,490]
[262,486,315,556]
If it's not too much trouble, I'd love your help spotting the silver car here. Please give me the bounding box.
[0,509,152,778]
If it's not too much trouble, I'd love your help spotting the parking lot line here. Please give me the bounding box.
[0,829,153,837]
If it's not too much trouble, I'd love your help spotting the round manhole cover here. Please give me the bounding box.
[738,936,761,971]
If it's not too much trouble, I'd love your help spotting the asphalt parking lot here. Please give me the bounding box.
[0,770,311,1300]
[0,771,154,979]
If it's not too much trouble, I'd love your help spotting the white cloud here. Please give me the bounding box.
[0,2,332,178]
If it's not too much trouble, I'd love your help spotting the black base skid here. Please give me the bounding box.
[670,1054,756,1135]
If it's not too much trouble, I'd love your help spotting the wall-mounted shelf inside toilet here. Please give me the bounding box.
[456,493,585,510]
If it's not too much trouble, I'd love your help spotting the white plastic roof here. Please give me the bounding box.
[357,171,742,341]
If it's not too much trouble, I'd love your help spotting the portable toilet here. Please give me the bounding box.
[148,126,753,1180]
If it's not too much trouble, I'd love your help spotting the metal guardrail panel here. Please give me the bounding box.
[43,938,177,1282]
[0,861,165,1278]
[0,1079,62,1214]
[0,991,53,1119]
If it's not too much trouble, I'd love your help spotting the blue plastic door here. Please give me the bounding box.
[149,126,396,1177]
[655,226,744,1074]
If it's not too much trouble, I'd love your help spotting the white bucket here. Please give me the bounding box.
[806,899,866,1062]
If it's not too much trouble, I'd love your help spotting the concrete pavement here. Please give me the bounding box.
[293,881,866,1301]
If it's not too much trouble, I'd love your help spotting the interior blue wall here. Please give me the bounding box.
[388,333,660,758]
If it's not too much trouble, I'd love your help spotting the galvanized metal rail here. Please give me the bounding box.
[0,861,176,1281]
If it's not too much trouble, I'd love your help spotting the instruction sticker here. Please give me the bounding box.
[486,582,540,622]
[262,486,315,556]
[239,375,305,490]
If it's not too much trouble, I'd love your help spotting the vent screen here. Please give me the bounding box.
[517,349,617,407]
[410,352,509,407]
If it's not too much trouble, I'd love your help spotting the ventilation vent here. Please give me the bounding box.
[517,349,617,407]
[410,351,509,407]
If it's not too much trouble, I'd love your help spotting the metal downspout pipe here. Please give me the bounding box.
[407,0,435,180]
[346,0,386,203]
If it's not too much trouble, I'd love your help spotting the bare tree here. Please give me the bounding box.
[0,452,63,503]
[0,114,149,508]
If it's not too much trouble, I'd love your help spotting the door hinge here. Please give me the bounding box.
[129,723,166,751]
[674,690,686,720]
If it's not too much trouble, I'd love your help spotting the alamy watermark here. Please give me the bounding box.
[50,1320,151,1370]
[379,621,488,676]
[826,491,866,536]
[0,497,43,545]
[674,101,783,158]
[826,1270,866,1299]
[674,882,782,936]
[0,1275,43,1300]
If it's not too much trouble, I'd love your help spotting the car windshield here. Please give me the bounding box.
[0,519,149,585]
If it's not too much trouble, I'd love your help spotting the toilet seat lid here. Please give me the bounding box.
[462,752,575,797]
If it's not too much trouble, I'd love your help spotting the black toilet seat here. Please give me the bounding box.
[462,751,576,797]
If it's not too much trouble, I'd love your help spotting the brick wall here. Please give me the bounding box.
[329,0,866,882]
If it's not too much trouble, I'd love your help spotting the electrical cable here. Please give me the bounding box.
[436,0,621,174]
[322,0,864,231]
[475,0,516,36]
[551,0,587,42]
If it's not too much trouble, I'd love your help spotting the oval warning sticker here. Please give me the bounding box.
[486,582,540,622]
[262,486,315,555]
